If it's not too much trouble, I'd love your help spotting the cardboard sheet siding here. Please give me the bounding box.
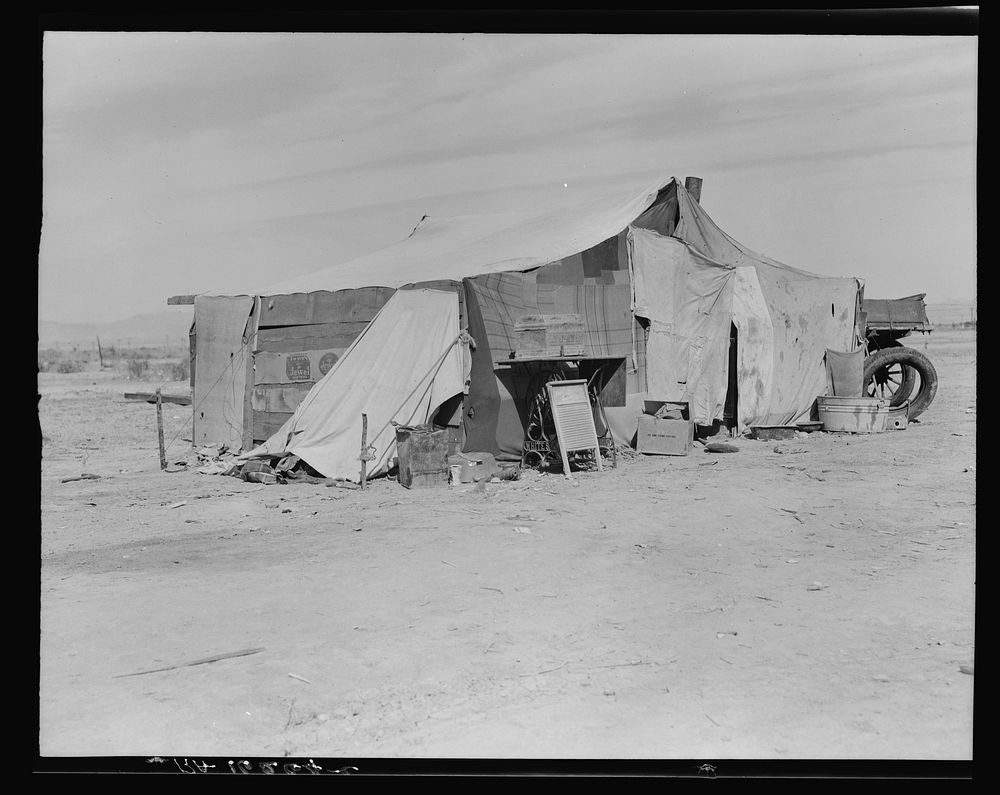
[257,287,395,328]
[254,349,348,385]
[253,411,293,444]
[252,383,314,414]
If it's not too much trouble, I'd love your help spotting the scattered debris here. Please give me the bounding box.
[748,425,796,441]
[716,631,738,638]
[512,526,532,534]
[327,479,360,490]
[441,560,458,567]
[519,661,570,677]
[114,647,265,678]
[959,664,974,676]
[773,444,806,455]
[287,673,313,685]
[785,559,799,564]
[479,586,503,594]
[167,501,187,509]
[242,460,283,485]
[705,441,739,453]
[806,582,828,591]
[60,473,101,483]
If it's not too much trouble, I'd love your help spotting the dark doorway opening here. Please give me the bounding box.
[723,323,739,433]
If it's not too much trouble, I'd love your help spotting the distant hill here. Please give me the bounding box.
[39,310,193,348]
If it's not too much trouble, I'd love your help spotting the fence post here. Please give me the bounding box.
[156,389,167,470]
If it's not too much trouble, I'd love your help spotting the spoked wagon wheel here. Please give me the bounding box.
[865,353,917,405]
[863,346,938,419]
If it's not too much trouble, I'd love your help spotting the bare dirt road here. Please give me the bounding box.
[38,329,975,762]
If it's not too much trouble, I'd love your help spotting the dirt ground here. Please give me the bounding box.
[38,329,976,762]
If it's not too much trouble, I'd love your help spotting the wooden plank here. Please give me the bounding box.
[254,349,347,385]
[168,295,197,305]
[256,322,369,353]
[242,298,260,452]
[253,411,293,442]
[251,383,314,414]
[258,287,395,328]
[188,324,196,390]
[125,392,192,406]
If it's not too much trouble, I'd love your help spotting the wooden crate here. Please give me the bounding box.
[513,314,585,358]
[394,425,450,489]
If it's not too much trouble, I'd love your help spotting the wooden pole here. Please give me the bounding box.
[360,413,368,490]
[156,388,167,470]
[96,336,104,369]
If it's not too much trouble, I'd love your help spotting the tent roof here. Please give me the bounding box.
[229,175,676,297]
[205,172,838,300]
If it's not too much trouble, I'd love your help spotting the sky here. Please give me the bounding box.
[40,30,977,324]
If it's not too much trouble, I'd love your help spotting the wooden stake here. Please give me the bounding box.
[156,388,167,470]
[360,412,368,490]
[96,336,104,368]
[114,646,265,678]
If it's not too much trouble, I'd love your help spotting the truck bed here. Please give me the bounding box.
[862,293,931,333]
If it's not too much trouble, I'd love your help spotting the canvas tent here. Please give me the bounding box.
[247,288,470,480]
[181,175,863,479]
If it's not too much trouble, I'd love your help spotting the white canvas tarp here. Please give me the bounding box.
[731,266,774,431]
[212,176,675,298]
[627,224,860,429]
[247,289,468,481]
[628,229,735,424]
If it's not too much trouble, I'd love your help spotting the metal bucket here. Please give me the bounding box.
[816,396,888,433]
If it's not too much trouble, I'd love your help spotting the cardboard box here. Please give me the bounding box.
[637,413,694,456]
[642,399,689,420]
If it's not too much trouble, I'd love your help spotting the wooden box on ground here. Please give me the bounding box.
[394,424,450,488]
[637,400,694,456]
[513,314,586,358]
[748,425,797,441]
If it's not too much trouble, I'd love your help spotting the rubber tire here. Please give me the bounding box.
[863,346,938,420]
[866,339,916,405]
